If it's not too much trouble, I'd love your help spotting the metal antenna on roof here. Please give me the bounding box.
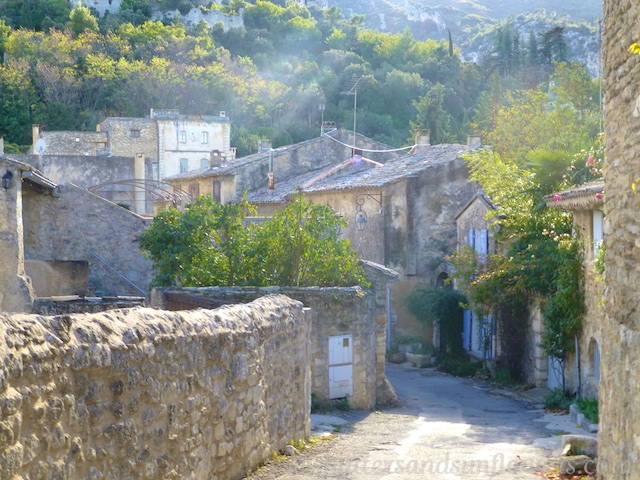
[341,76,363,148]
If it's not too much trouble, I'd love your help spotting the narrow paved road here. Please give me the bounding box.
[249,364,564,479]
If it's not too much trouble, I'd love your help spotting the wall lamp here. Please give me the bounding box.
[355,210,367,231]
[354,192,382,232]
[2,170,13,190]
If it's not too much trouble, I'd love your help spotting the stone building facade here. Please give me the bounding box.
[163,129,397,210]
[546,182,604,398]
[597,0,640,475]
[0,295,311,479]
[0,156,153,308]
[30,110,234,214]
[22,183,153,297]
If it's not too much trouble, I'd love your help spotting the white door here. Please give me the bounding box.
[329,335,353,399]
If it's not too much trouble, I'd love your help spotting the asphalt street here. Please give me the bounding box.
[248,363,577,479]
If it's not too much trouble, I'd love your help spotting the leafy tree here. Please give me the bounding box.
[69,6,99,37]
[139,194,366,288]
[252,193,366,287]
[410,83,455,144]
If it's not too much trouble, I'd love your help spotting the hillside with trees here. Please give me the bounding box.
[0,0,600,157]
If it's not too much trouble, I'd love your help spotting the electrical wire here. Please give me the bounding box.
[322,130,420,153]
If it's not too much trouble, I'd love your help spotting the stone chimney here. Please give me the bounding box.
[467,135,482,150]
[321,121,336,135]
[414,129,431,154]
[210,150,223,168]
[258,140,272,153]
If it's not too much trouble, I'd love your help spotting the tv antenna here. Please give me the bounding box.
[341,75,363,146]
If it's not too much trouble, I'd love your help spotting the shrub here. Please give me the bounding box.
[576,396,598,423]
[437,355,480,377]
[543,387,574,412]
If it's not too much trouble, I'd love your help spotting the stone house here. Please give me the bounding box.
[0,156,153,312]
[455,195,553,387]
[546,182,604,397]
[455,195,497,360]
[163,130,482,347]
[245,135,483,346]
[28,110,234,214]
[162,129,398,211]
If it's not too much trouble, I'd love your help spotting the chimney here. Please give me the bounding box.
[210,150,223,168]
[467,135,482,150]
[321,121,336,135]
[219,111,226,117]
[258,140,272,152]
[414,129,430,154]
[32,124,42,148]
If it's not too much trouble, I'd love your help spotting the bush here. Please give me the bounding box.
[437,355,480,377]
[543,387,574,412]
[576,397,598,423]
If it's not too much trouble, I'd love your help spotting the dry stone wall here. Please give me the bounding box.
[149,286,393,410]
[600,0,640,477]
[0,295,310,480]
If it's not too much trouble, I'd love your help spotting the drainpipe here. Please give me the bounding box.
[575,335,581,396]
[386,286,392,350]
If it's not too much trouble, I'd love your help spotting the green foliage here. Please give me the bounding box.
[543,387,575,412]
[138,194,367,288]
[252,193,366,287]
[437,355,481,378]
[576,396,598,423]
[68,6,98,37]
[393,334,422,346]
[403,285,466,354]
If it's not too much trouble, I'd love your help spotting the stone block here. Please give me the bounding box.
[561,434,597,458]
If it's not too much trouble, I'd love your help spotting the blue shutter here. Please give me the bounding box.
[463,310,472,351]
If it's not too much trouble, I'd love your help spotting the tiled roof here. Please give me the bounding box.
[248,144,471,204]
[545,181,604,210]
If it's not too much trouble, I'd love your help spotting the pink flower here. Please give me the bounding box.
[595,192,603,200]
[553,194,562,202]
[587,155,595,165]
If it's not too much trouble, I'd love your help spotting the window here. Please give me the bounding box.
[201,131,209,144]
[593,210,604,257]
[130,129,140,138]
[179,158,188,173]
[179,130,187,143]
[200,158,208,169]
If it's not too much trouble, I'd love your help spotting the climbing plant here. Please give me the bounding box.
[403,285,466,354]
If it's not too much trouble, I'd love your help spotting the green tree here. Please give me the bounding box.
[139,194,366,288]
[410,83,455,144]
[139,196,256,287]
[68,6,99,37]
[252,194,366,287]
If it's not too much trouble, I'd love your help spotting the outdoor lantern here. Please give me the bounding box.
[355,210,367,231]
[2,170,12,190]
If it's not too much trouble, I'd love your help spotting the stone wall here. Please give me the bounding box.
[22,183,153,297]
[149,286,395,409]
[0,295,310,480]
[34,131,108,157]
[599,0,640,476]
[0,160,35,312]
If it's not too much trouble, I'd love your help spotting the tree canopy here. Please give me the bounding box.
[138,195,367,288]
